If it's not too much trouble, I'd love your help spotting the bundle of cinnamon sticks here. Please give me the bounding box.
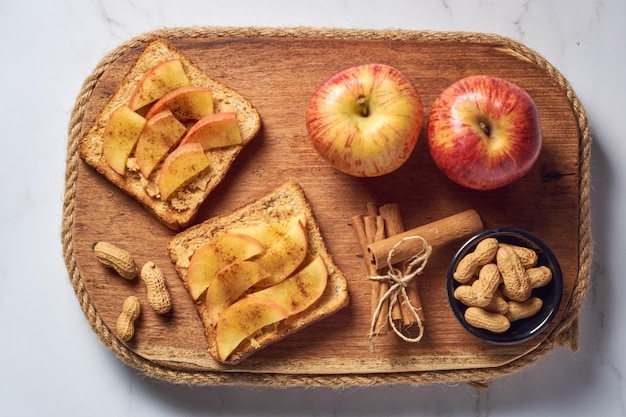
[352,203,425,337]
[352,205,484,341]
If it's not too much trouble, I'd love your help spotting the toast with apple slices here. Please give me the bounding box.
[79,39,261,230]
[167,181,350,365]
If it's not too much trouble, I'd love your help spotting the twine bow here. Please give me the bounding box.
[368,235,432,350]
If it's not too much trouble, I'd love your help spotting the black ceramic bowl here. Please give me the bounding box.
[447,228,563,345]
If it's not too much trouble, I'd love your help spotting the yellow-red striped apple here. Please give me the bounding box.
[305,64,423,177]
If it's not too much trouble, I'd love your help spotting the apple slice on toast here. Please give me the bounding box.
[181,112,242,150]
[145,86,214,121]
[135,110,187,178]
[215,297,289,362]
[205,260,266,323]
[128,59,191,111]
[185,232,265,301]
[158,143,210,200]
[102,105,146,175]
[229,213,309,288]
[249,256,328,315]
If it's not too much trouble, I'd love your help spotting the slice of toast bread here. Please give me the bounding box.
[79,39,261,230]
[167,181,350,364]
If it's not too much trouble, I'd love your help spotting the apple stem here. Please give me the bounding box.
[357,96,369,117]
[479,121,491,137]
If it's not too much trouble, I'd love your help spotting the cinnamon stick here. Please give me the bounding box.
[365,215,388,334]
[351,214,370,270]
[351,211,387,335]
[378,204,404,324]
[379,203,425,329]
[366,202,379,218]
[367,209,483,270]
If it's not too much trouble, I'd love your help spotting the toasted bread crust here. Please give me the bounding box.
[167,181,350,365]
[79,39,261,230]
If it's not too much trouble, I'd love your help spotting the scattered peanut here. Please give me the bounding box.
[506,297,543,322]
[116,295,141,341]
[464,306,510,334]
[453,237,499,283]
[93,241,138,280]
[140,261,172,314]
[496,245,531,302]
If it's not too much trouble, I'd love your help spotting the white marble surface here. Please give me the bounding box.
[1,0,623,415]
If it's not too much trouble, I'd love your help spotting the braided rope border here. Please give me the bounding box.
[62,26,592,387]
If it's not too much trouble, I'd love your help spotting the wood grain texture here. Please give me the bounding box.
[72,35,580,375]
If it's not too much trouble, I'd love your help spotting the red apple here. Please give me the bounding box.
[427,75,542,190]
[305,64,424,177]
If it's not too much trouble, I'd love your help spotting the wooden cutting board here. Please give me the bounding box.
[68,28,587,381]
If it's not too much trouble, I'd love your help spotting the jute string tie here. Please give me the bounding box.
[368,235,432,350]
